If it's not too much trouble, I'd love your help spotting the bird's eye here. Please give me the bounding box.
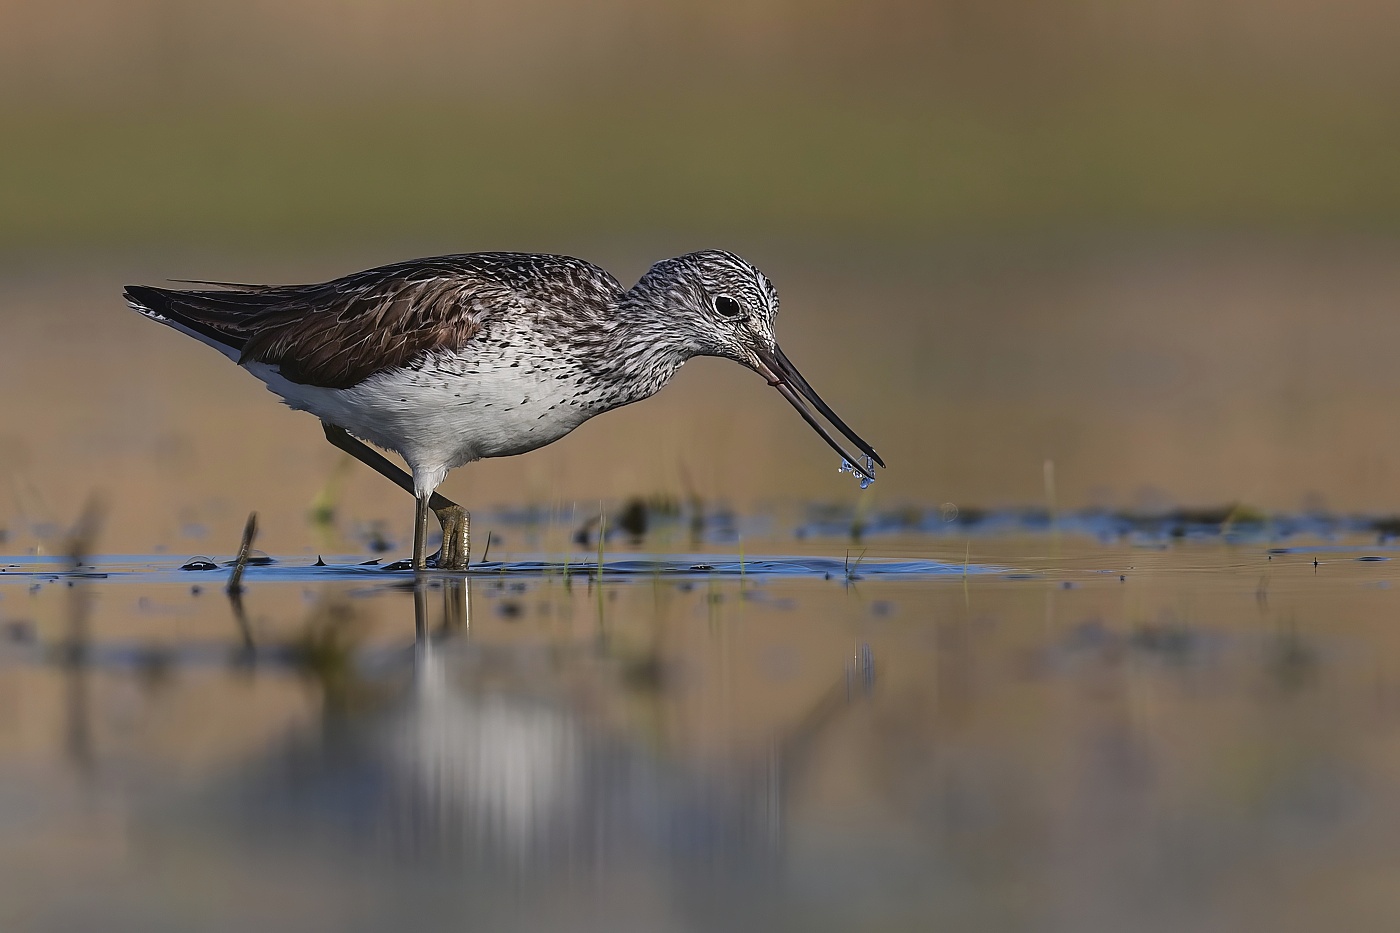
[714,296,742,317]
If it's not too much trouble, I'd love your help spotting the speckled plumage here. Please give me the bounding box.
[125,249,882,560]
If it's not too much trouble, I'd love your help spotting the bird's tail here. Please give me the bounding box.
[123,283,264,359]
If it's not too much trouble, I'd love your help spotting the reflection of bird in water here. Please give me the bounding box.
[191,578,871,879]
[389,610,586,861]
[124,250,883,569]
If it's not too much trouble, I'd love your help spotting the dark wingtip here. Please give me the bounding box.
[121,282,254,354]
[123,284,166,314]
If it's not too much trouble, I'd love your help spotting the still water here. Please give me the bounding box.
[4,530,1400,932]
[5,240,1400,929]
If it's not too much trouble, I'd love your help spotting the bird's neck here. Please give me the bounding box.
[586,290,694,402]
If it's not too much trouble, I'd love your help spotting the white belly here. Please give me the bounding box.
[248,352,597,478]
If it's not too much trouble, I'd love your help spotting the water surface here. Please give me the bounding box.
[4,533,1400,931]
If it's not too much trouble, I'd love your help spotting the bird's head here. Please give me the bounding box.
[630,249,885,484]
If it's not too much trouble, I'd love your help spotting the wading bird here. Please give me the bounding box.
[125,250,883,569]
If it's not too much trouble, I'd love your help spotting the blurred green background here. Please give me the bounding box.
[3,0,1399,250]
[6,0,1400,553]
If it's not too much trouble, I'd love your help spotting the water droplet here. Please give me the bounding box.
[839,455,876,489]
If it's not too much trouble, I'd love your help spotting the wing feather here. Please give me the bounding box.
[124,253,622,390]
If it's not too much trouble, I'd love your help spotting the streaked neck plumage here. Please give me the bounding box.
[581,276,699,404]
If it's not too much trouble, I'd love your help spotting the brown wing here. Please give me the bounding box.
[238,274,503,388]
[124,254,610,389]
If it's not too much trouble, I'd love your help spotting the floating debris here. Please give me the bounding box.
[226,514,258,597]
[617,498,650,540]
[223,551,275,567]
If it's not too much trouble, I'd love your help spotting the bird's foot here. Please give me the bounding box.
[381,506,470,572]
[434,505,470,571]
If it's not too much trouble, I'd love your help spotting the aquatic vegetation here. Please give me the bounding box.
[794,502,1400,545]
[307,454,355,531]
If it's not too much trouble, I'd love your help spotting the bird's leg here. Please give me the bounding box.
[320,423,457,509]
[321,422,469,569]
[413,493,431,571]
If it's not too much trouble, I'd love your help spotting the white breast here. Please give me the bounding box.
[247,345,600,481]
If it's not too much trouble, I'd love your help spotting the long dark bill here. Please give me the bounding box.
[753,345,885,479]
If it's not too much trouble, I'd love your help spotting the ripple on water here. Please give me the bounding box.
[0,553,1005,585]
